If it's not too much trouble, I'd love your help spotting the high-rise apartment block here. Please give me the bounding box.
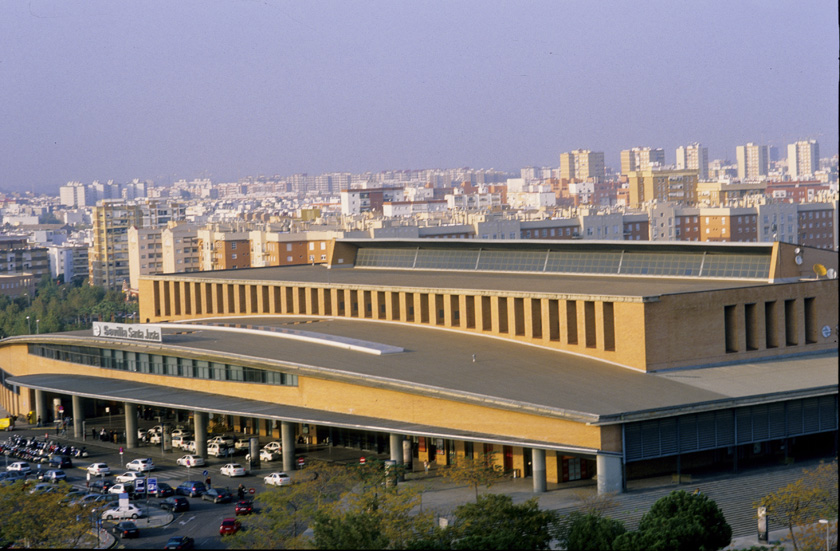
[676,143,709,180]
[620,147,665,174]
[736,143,769,181]
[559,150,605,182]
[89,201,142,289]
[787,140,820,180]
[59,182,87,208]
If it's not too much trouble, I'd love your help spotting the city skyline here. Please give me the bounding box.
[1,1,837,193]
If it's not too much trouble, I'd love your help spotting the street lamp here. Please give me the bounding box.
[26,316,30,334]
[818,519,829,551]
[36,319,40,334]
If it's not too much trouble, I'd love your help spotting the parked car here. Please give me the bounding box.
[7,462,32,475]
[87,463,110,476]
[79,493,117,507]
[176,455,205,468]
[207,443,234,457]
[164,536,194,549]
[125,458,155,472]
[38,469,66,483]
[0,471,27,483]
[49,455,72,469]
[221,463,246,477]
[171,435,190,449]
[234,499,253,515]
[28,482,57,494]
[150,481,174,498]
[201,488,233,504]
[234,438,251,451]
[149,433,162,444]
[170,429,192,438]
[101,503,143,520]
[110,520,140,539]
[263,472,291,486]
[262,441,282,453]
[90,479,114,494]
[159,496,190,512]
[184,441,197,453]
[219,517,241,536]
[115,471,145,484]
[208,435,235,447]
[175,481,206,497]
[108,483,135,496]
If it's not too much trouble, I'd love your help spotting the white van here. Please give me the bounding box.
[171,435,188,449]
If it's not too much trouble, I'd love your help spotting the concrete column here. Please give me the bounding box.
[532,449,547,493]
[389,434,403,464]
[281,421,296,473]
[596,453,624,495]
[194,411,208,458]
[34,389,47,426]
[125,403,138,449]
[71,395,85,438]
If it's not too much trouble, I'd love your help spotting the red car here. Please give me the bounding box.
[234,499,253,515]
[219,518,241,536]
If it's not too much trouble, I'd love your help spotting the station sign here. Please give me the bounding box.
[92,322,162,343]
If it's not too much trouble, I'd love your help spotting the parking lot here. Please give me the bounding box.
[2,415,395,549]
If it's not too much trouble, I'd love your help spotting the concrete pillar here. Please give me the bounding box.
[34,389,47,426]
[390,434,403,464]
[281,421,296,473]
[71,395,85,438]
[596,453,624,495]
[532,449,547,493]
[194,411,208,458]
[125,403,138,449]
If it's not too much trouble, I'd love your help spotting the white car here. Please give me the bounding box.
[101,503,143,520]
[149,433,162,444]
[263,472,291,486]
[234,438,251,451]
[126,458,155,472]
[246,449,279,462]
[262,441,282,453]
[6,462,32,475]
[137,428,148,440]
[209,435,235,446]
[115,471,145,484]
[184,441,197,453]
[108,483,134,495]
[87,463,111,476]
[171,429,192,438]
[220,463,246,477]
[176,455,205,468]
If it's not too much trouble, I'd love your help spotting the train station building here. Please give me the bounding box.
[1,239,837,493]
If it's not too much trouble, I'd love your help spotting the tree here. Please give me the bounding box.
[555,511,626,551]
[228,459,357,549]
[755,461,838,551]
[613,490,732,551]
[439,452,506,500]
[313,485,435,550]
[0,481,95,548]
[410,494,558,550]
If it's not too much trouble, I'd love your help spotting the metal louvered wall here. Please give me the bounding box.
[624,395,838,462]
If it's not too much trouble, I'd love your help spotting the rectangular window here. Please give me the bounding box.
[584,301,596,348]
[784,299,798,346]
[566,301,578,345]
[804,297,817,344]
[724,305,738,353]
[745,303,758,351]
[603,302,615,351]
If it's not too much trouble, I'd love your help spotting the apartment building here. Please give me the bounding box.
[676,143,709,181]
[127,226,164,291]
[559,150,606,182]
[787,140,820,180]
[161,223,200,276]
[340,187,406,215]
[48,244,89,284]
[736,143,770,181]
[197,227,251,271]
[626,168,699,208]
[620,147,665,174]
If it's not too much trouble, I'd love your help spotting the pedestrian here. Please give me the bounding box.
[424,460,430,474]
[237,484,245,500]
[36,415,41,427]
[205,477,211,489]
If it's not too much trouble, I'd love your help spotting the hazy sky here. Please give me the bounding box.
[1,1,837,193]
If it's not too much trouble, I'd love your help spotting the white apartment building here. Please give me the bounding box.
[787,140,820,180]
[676,143,709,180]
[736,143,770,181]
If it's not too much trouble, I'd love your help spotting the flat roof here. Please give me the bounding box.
[14,316,837,424]
[147,264,769,299]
